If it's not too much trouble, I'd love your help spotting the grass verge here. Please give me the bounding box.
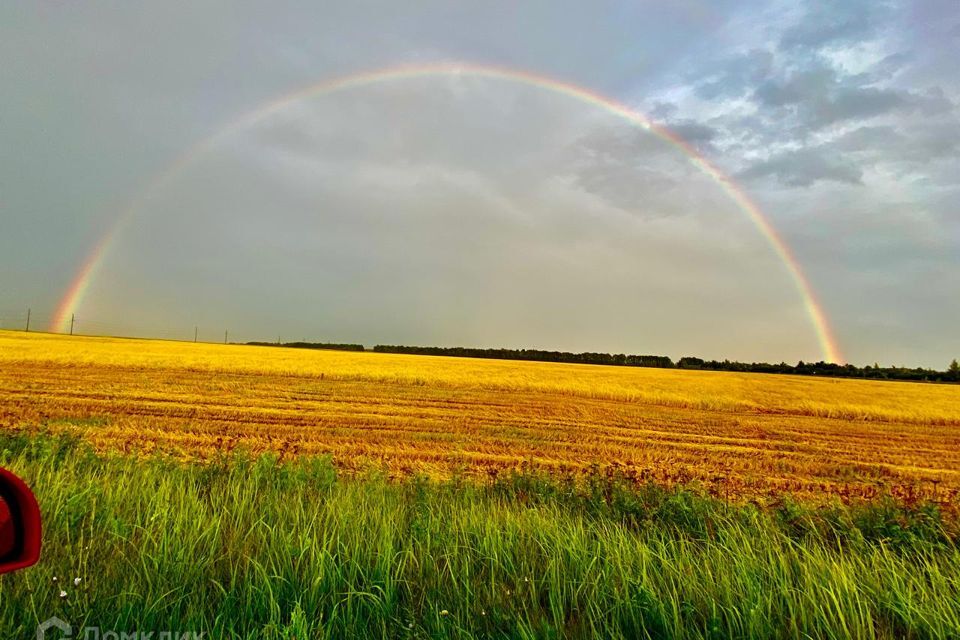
[0,431,957,639]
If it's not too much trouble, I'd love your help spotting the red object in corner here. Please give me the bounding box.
[0,467,42,574]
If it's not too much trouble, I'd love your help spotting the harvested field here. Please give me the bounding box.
[2,330,958,502]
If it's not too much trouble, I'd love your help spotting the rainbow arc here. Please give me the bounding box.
[51,62,843,363]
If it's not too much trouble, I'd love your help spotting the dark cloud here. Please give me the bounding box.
[738,147,864,187]
[563,127,709,217]
[665,121,718,147]
[649,101,679,120]
[817,85,914,123]
[752,63,928,129]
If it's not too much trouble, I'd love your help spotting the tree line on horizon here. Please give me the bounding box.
[372,345,674,369]
[247,340,960,383]
[674,355,960,383]
[247,340,365,352]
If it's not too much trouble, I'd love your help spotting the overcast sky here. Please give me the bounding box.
[1,1,957,367]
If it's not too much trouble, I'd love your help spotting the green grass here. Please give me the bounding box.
[0,432,958,639]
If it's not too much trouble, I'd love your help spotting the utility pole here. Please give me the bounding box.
[224,330,228,345]
[194,326,198,343]
[25,308,30,332]
[70,314,75,336]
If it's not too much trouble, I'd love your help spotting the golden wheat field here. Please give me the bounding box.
[1,330,959,501]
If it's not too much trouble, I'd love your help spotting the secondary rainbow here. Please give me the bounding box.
[51,62,844,363]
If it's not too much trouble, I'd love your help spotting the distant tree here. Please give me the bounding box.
[949,359,960,381]
[678,357,705,369]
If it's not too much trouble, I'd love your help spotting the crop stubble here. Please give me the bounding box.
[1,331,958,502]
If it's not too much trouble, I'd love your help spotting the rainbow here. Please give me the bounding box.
[51,62,843,363]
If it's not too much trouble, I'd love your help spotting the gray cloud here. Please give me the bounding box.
[752,64,931,130]
[562,125,731,217]
[738,147,864,187]
[872,51,914,80]
[835,120,960,163]
[812,85,915,125]
[666,121,719,147]
[779,0,895,50]
[649,101,679,120]
[694,49,775,100]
